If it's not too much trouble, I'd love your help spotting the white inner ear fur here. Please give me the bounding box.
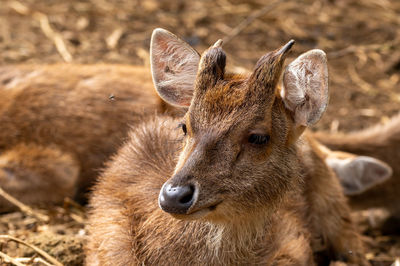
[150,28,200,107]
[326,156,392,196]
[281,49,329,127]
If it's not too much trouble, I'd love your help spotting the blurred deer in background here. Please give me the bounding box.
[86,28,369,265]
[314,115,400,231]
[0,64,181,211]
[0,37,389,219]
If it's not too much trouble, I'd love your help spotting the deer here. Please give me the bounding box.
[0,64,181,211]
[0,39,387,217]
[86,28,370,265]
[313,114,400,231]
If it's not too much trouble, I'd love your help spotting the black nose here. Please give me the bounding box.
[159,183,196,214]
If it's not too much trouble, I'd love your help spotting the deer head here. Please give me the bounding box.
[151,28,328,223]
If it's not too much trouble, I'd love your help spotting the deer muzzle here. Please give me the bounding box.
[158,182,197,214]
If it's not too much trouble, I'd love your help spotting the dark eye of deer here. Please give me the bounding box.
[179,123,187,136]
[248,134,270,145]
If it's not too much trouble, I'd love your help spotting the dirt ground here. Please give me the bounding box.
[0,0,399,265]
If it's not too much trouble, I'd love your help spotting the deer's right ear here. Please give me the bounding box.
[326,156,392,196]
[150,28,200,107]
[281,50,329,130]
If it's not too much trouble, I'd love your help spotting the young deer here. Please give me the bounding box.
[86,28,368,265]
[0,64,177,211]
[314,115,400,225]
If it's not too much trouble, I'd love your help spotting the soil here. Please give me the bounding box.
[0,0,399,265]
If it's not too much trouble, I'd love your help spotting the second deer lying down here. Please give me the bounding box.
[0,64,176,211]
[86,29,369,265]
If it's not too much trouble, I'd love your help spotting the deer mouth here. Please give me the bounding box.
[171,201,222,220]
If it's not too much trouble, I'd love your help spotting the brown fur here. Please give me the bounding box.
[314,114,400,215]
[0,143,79,209]
[87,116,315,265]
[0,64,179,210]
[86,43,367,265]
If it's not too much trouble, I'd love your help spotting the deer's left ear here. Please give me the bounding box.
[281,49,329,129]
[150,28,200,107]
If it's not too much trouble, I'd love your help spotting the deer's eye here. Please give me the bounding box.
[179,123,187,136]
[248,134,270,145]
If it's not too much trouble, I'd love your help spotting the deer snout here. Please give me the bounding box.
[159,182,197,214]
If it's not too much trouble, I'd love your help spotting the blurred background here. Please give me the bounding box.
[0,0,399,265]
